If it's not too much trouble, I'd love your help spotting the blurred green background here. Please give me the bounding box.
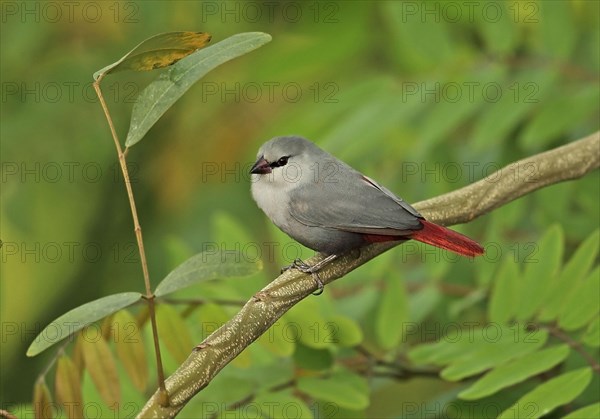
[1,0,598,416]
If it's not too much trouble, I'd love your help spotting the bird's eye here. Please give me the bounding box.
[271,156,289,168]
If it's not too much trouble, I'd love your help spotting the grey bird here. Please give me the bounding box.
[250,136,483,288]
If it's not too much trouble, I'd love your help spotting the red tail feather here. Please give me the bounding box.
[410,220,484,257]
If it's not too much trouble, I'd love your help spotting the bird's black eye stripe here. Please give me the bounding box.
[270,156,290,168]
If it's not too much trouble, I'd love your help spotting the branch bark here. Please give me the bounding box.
[138,131,600,418]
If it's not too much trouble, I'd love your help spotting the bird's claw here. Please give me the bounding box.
[311,272,324,296]
[292,258,315,273]
[281,258,324,295]
[281,258,314,273]
[281,258,305,273]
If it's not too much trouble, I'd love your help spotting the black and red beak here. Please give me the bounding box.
[250,156,272,174]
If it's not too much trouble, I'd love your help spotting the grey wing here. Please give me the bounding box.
[289,173,423,235]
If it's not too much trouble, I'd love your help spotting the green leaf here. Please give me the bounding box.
[155,304,194,363]
[539,229,599,321]
[284,299,332,349]
[519,86,600,150]
[558,267,600,331]
[380,2,454,73]
[489,257,521,324]
[582,315,600,348]
[245,362,295,395]
[26,292,142,357]
[329,314,363,348]
[449,289,486,319]
[471,80,537,151]
[93,31,212,80]
[413,65,506,158]
[194,374,254,406]
[499,368,592,419]
[293,344,333,371]
[539,1,577,60]
[472,65,561,151]
[516,224,563,320]
[440,330,548,381]
[416,92,482,158]
[459,344,570,400]
[563,402,600,419]
[475,0,518,55]
[409,326,548,367]
[154,250,261,297]
[324,93,424,163]
[375,274,408,349]
[297,371,369,410]
[244,393,314,419]
[125,32,271,147]
[257,317,295,357]
[408,285,441,324]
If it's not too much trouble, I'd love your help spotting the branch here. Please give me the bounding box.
[138,132,600,418]
[546,325,600,374]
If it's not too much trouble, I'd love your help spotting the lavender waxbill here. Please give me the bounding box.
[250,136,484,276]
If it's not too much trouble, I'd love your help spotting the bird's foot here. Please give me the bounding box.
[281,255,338,296]
[311,272,324,296]
[280,259,324,295]
[281,258,312,273]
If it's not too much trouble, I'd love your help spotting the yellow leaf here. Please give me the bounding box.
[94,31,212,79]
[54,355,83,419]
[33,377,53,419]
[71,335,85,380]
[79,328,121,406]
[156,304,193,363]
[111,310,148,391]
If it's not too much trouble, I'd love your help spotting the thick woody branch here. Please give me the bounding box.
[138,132,599,418]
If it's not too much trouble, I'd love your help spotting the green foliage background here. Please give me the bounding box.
[1,1,598,417]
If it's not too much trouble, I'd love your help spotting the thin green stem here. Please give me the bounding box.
[93,76,167,402]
